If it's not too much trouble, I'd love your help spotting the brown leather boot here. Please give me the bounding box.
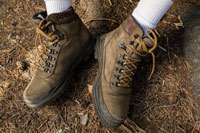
[92,16,158,127]
[23,8,96,108]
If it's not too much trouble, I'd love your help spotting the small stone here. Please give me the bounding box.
[87,85,93,94]
[80,113,88,126]
[57,129,63,133]
[16,61,22,70]
[22,72,31,80]
[2,81,10,89]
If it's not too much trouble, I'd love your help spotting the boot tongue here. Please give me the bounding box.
[121,37,154,85]
[127,37,154,58]
[32,11,47,24]
[143,37,154,48]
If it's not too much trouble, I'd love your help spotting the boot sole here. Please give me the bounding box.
[92,36,124,127]
[24,37,96,109]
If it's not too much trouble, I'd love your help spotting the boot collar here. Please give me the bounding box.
[122,15,143,37]
[46,7,79,24]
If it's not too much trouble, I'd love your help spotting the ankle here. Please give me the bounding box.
[45,0,72,15]
[132,0,173,36]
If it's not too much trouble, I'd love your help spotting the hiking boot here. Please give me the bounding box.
[23,8,96,108]
[92,16,158,127]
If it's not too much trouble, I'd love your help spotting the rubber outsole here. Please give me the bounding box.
[24,37,96,109]
[92,36,124,128]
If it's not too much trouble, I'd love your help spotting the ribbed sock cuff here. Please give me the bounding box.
[45,0,72,15]
[132,0,173,32]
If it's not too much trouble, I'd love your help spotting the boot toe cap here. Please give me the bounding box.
[23,78,52,108]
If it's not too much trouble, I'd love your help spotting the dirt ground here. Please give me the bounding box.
[0,0,200,132]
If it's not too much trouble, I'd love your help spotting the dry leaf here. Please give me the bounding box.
[0,87,4,97]
[22,72,31,80]
[168,65,176,71]
[16,61,22,70]
[0,81,10,89]
[87,85,93,94]
[80,113,88,126]
[195,124,200,131]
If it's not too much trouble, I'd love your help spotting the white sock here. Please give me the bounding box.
[44,0,72,15]
[132,0,173,34]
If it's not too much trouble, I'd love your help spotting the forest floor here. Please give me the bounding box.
[0,0,200,132]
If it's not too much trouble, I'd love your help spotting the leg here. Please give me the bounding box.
[132,0,174,35]
[92,0,173,127]
[44,0,72,15]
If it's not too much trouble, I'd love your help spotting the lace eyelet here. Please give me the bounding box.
[119,69,124,74]
[48,56,56,61]
[47,62,54,67]
[50,49,58,54]
[119,43,126,50]
[50,49,54,54]
[59,34,64,40]
[119,54,126,59]
[47,70,51,74]
[134,34,139,38]
[111,82,118,87]
[117,61,125,66]
[115,67,124,74]
[44,68,51,74]
[129,41,134,45]
[48,56,52,60]
[115,67,120,71]
[113,75,120,80]
[53,43,60,47]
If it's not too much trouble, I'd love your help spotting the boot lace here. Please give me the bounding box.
[114,29,158,88]
[35,19,64,73]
